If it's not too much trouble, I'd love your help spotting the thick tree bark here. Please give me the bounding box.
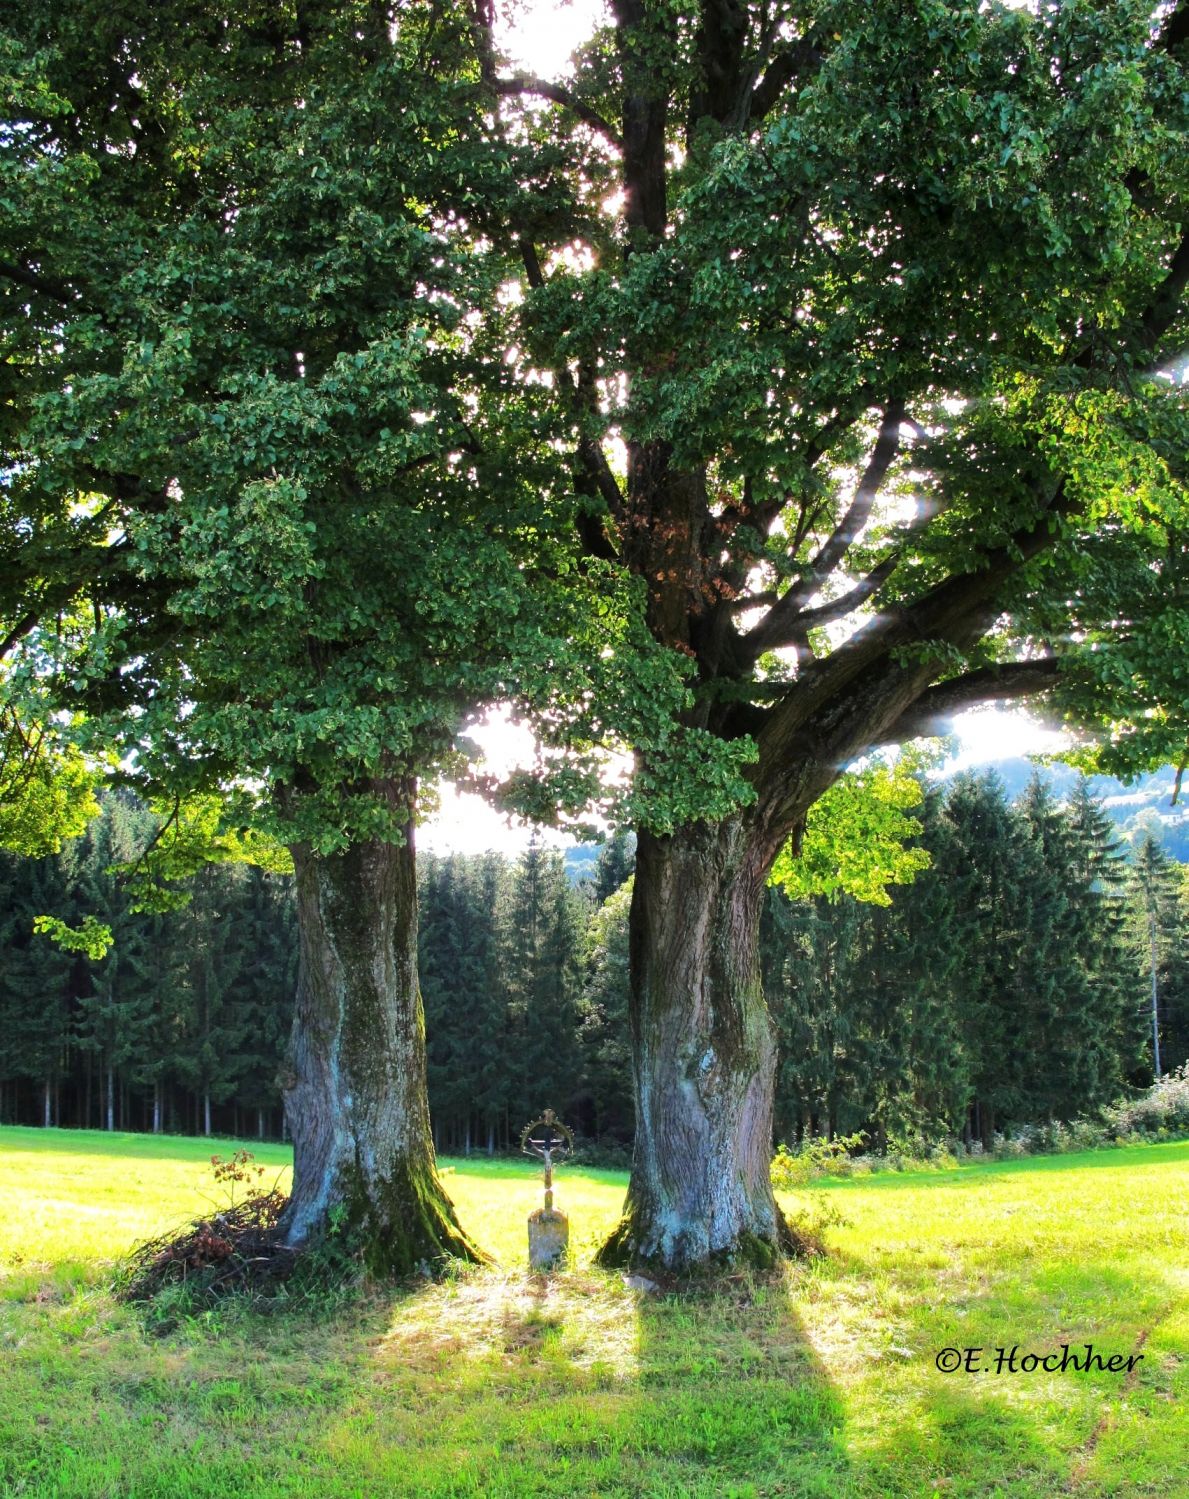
[598,816,793,1271]
[278,828,484,1275]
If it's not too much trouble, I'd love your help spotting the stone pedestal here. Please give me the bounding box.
[528,1207,569,1271]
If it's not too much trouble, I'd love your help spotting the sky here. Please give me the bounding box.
[419,707,1072,858]
[419,2,1075,857]
[498,0,609,75]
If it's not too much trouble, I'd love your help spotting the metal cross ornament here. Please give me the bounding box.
[520,1109,574,1212]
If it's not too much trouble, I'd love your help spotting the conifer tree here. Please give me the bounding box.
[937,773,1033,1145]
[1128,829,1186,1078]
[1059,780,1140,1101]
[867,787,971,1143]
[591,834,637,905]
[0,848,73,1123]
[227,867,298,1139]
[761,886,876,1140]
[1014,776,1084,1118]
[465,854,515,1152]
[68,796,162,1131]
[499,845,584,1132]
[420,853,512,1153]
[578,879,634,1143]
[1171,865,1189,1073]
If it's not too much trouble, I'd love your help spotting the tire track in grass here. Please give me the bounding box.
[1063,1296,1176,1493]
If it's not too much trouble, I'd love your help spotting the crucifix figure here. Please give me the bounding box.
[521,1108,573,1212]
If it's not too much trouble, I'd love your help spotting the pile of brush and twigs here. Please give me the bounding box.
[118,1151,295,1304]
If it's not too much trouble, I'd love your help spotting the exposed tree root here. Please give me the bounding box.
[595,1200,820,1275]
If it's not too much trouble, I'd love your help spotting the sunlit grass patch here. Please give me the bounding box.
[0,1126,626,1278]
[0,1127,294,1283]
[1,1127,1186,1497]
[374,1265,642,1381]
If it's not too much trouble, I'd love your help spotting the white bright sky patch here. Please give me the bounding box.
[420,705,1073,857]
[420,705,600,858]
[419,786,570,859]
[497,0,606,76]
[939,708,1071,776]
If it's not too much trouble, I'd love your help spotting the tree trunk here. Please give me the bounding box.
[43,1078,52,1129]
[105,1068,114,1132]
[1149,912,1162,1079]
[278,829,483,1275]
[203,1091,211,1138]
[152,1082,161,1135]
[598,817,792,1272]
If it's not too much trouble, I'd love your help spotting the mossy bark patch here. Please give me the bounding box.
[601,818,792,1272]
[279,810,486,1274]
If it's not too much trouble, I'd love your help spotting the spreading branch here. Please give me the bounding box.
[776,557,900,638]
[515,237,624,549]
[878,658,1063,743]
[748,36,822,122]
[0,611,41,664]
[0,260,76,306]
[489,75,622,150]
[1158,0,1189,54]
[743,399,904,659]
[1137,228,1189,359]
[469,0,619,147]
[751,474,1075,790]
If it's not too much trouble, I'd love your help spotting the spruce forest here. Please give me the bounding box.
[4,775,1185,1155]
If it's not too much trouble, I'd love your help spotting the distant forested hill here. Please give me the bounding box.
[563,767,1188,872]
[955,762,1189,862]
[563,844,601,883]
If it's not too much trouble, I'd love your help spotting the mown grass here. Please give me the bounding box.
[1,1125,1186,1497]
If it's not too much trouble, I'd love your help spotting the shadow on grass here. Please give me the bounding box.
[6,1238,1175,1497]
[340,1263,853,1497]
[145,1243,1159,1497]
[796,1246,1177,1499]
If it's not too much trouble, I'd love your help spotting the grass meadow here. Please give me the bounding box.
[0,1125,1186,1498]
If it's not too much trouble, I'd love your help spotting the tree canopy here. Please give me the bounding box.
[480,0,1188,825]
[1,0,683,1271]
[467,0,1189,1270]
[3,0,1186,1273]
